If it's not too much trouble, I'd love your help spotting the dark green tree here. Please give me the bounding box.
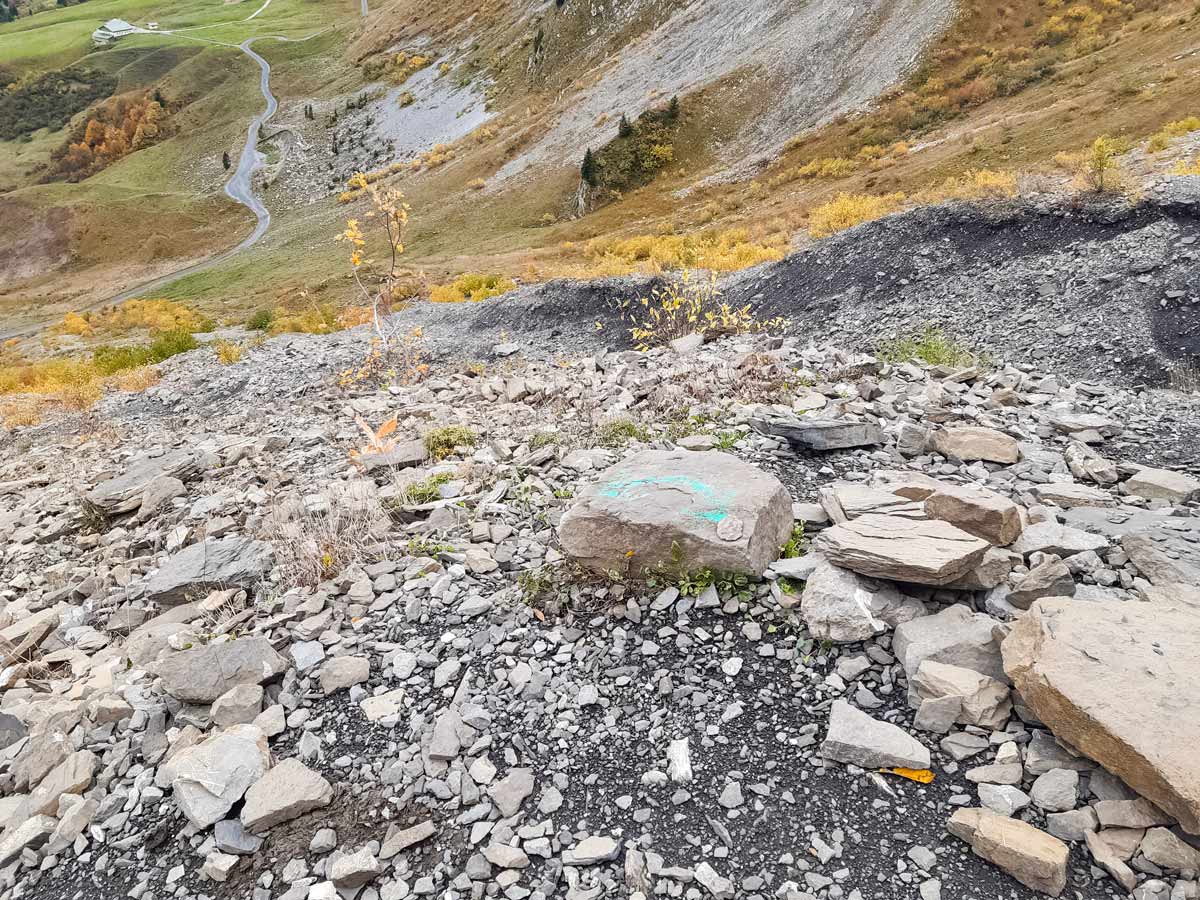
[581,147,597,186]
[667,94,679,119]
[222,150,231,170]
[617,113,632,138]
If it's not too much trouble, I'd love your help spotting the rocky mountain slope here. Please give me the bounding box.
[2,254,1200,900]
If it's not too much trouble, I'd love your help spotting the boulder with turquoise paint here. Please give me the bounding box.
[557,450,793,577]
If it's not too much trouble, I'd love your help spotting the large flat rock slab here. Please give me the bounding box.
[558,450,793,577]
[152,637,287,704]
[751,417,884,451]
[86,449,200,514]
[816,514,989,585]
[143,537,274,606]
[1003,598,1200,834]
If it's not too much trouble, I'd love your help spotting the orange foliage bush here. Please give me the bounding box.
[47,92,168,182]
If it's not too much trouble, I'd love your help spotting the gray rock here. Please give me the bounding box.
[978,784,1031,817]
[563,835,621,865]
[318,656,370,695]
[752,417,884,451]
[241,758,333,832]
[1007,558,1074,609]
[1010,522,1107,558]
[1124,467,1200,503]
[800,556,926,642]
[1029,769,1079,812]
[215,819,264,855]
[0,712,27,751]
[331,847,381,887]
[894,605,1007,689]
[912,660,1011,728]
[26,749,96,816]
[143,537,273,606]
[821,699,930,769]
[85,449,199,513]
[381,820,436,859]
[0,814,56,866]
[1045,807,1099,841]
[158,725,270,828]
[154,637,287,704]
[558,450,793,577]
[482,843,530,868]
[488,767,534,817]
[211,683,264,727]
[1139,827,1200,871]
[817,515,989,586]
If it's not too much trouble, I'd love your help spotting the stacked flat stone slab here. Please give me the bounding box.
[817,515,989,585]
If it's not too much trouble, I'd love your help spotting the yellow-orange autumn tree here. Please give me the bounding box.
[50,92,167,181]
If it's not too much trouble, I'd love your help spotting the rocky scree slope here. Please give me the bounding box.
[2,325,1200,900]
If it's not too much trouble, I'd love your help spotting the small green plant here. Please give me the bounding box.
[675,568,715,598]
[400,471,453,505]
[714,430,739,450]
[780,523,807,559]
[529,431,562,450]
[406,535,454,556]
[517,566,556,606]
[1084,135,1118,193]
[425,426,478,460]
[595,417,651,448]
[247,308,275,331]
[553,486,574,499]
[92,329,200,375]
[877,325,982,369]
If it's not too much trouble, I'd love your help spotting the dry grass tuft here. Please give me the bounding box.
[584,228,787,274]
[429,274,516,303]
[808,192,907,237]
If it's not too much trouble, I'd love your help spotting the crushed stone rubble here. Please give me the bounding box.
[2,330,1200,900]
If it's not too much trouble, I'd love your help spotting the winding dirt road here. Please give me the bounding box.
[0,2,365,340]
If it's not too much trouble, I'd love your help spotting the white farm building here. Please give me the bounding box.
[92,18,136,45]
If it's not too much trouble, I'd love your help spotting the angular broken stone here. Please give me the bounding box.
[331,847,381,888]
[1085,831,1137,892]
[158,725,270,828]
[932,426,1019,464]
[751,417,883,451]
[381,820,436,859]
[924,484,1022,546]
[85,449,200,514]
[1007,558,1074,609]
[153,637,287,704]
[563,835,620,865]
[893,604,1008,688]
[821,700,930,770]
[1010,522,1107,558]
[211,683,264,727]
[558,450,793,577]
[143,536,273,606]
[241,758,333,833]
[948,808,1068,896]
[1004,598,1200,834]
[319,656,370,695]
[817,514,989,586]
[800,556,926,642]
[488,767,534,817]
[912,660,1011,729]
[26,749,97,817]
[1124,466,1200,503]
